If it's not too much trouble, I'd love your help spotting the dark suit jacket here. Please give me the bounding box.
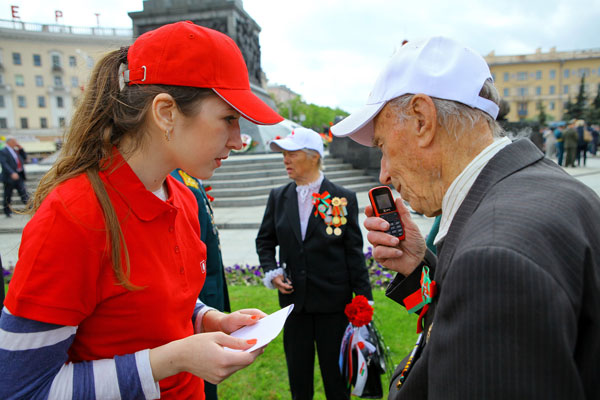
[386,139,600,399]
[0,146,26,182]
[256,177,372,313]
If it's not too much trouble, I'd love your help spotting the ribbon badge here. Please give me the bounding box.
[312,192,348,236]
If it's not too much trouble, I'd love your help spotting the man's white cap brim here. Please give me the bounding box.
[330,102,386,147]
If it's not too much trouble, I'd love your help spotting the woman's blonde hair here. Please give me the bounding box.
[29,47,212,289]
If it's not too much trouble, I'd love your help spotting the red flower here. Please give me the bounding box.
[344,295,373,327]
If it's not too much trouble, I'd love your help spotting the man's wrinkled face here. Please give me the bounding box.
[372,103,441,216]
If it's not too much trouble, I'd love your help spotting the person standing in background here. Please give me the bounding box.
[171,168,231,400]
[0,137,29,217]
[256,128,373,400]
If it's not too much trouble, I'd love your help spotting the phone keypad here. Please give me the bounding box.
[381,212,404,238]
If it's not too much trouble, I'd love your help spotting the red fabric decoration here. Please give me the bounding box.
[344,295,373,327]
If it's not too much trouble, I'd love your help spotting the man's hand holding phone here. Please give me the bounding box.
[365,187,426,277]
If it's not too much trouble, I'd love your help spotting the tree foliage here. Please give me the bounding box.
[275,95,349,133]
[564,76,588,121]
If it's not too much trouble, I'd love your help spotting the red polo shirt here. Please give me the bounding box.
[6,151,206,398]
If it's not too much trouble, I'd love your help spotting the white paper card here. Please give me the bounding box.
[225,304,294,352]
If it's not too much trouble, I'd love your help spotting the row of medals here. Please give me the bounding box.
[323,197,348,236]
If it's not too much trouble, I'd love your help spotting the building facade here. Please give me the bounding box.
[486,47,600,123]
[0,19,132,146]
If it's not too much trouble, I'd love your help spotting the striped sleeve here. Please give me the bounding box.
[192,298,215,333]
[0,307,160,400]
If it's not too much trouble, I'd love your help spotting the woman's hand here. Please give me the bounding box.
[271,275,293,294]
[364,197,426,276]
[149,332,265,384]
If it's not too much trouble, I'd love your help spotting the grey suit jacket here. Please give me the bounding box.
[386,139,600,399]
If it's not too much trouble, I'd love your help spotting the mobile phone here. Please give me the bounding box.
[368,186,405,240]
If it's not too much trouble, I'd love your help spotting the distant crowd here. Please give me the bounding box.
[531,119,600,167]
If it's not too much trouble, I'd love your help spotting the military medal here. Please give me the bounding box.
[312,192,350,235]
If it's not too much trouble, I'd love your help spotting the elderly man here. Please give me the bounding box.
[0,137,28,217]
[332,37,600,399]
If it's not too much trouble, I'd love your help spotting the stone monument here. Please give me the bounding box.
[128,0,274,107]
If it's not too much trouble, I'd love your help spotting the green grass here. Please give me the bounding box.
[218,286,418,399]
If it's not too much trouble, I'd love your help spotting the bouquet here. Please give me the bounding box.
[339,296,389,398]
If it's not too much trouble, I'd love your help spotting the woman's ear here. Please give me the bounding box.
[410,94,437,148]
[151,93,177,132]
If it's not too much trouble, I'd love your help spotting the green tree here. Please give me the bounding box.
[565,76,588,120]
[584,83,600,125]
[275,96,349,132]
[536,100,548,126]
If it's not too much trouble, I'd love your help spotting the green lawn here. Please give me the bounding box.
[218,286,418,399]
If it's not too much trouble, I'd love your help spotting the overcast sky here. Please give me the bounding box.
[2,0,599,112]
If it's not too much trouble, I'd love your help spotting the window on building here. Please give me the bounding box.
[503,88,509,97]
[491,73,496,82]
[33,54,42,66]
[40,117,48,128]
[536,86,541,95]
[20,118,28,129]
[0,95,4,108]
[52,54,61,68]
[15,74,24,86]
[517,72,528,81]
[536,70,542,80]
[517,102,528,117]
[18,95,26,108]
[578,68,590,77]
[69,56,76,67]
[54,75,63,87]
[0,74,3,85]
[564,85,569,94]
[38,96,46,108]
[549,101,555,110]
[35,75,43,87]
[12,52,21,65]
[550,70,556,79]
[71,76,79,87]
[57,96,64,108]
[87,56,94,68]
[59,117,66,127]
[549,85,555,94]
[503,72,509,82]
[564,69,570,78]
[518,87,528,96]
[0,118,7,129]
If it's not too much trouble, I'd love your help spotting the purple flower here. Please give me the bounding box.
[376,280,382,286]
[374,269,382,276]
[253,270,262,277]
[384,273,393,279]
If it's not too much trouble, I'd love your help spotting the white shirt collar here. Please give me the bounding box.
[434,136,512,245]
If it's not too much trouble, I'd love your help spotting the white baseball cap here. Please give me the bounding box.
[331,36,500,146]
[270,127,324,157]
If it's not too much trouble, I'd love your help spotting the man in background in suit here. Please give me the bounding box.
[0,137,29,217]
[332,37,600,399]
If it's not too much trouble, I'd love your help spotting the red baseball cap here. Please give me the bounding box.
[124,21,283,125]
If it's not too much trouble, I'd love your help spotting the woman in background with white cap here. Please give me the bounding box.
[0,21,283,399]
[256,128,373,399]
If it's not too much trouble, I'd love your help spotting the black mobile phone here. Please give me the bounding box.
[368,186,405,240]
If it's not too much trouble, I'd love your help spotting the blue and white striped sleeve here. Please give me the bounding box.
[192,298,215,333]
[0,308,160,400]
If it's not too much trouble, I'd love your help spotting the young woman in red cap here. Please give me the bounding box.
[0,21,283,399]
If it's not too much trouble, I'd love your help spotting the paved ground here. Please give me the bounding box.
[2,155,600,270]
